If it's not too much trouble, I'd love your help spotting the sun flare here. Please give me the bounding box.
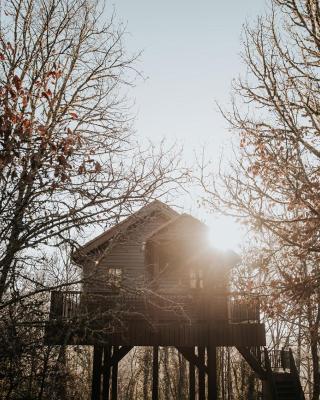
[205,216,243,251]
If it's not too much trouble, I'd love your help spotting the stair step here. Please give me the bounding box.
[272,372,301,400]
[275,380,299,400]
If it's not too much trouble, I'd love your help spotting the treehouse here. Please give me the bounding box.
[45,200,304,400]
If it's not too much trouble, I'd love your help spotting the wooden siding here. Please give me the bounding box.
[82,211,170,291]
[81,207,234,298]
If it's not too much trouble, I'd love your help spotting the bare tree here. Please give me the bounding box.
[0,0,188,397]
[0,0,186,305]
[199,1,320,398]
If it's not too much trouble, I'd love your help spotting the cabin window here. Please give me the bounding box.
[106,267,122,288]
[190,269,204,289]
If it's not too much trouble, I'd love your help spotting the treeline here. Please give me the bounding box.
[0,336,259,400]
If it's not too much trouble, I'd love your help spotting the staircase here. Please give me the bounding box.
[237,346,305,400]
[273,373,300,399]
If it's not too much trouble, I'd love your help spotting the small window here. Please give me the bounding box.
[106,268,122,288]
[190,269,204,289]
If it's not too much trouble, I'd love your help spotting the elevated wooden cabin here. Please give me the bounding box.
[45,200,304,400]
[46,200,263,346]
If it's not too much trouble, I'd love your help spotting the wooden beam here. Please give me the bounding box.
[176,347,208,374]
[110,346,133,366]
[198,347,206,400]
[189,348,195,400]
[102,346,111,400]
[152,346,159,400]
[236,347,266,379]
[111,346,118,400]
[91,345,103,400]
[207,346,218,400]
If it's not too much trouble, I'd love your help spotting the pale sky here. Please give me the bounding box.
[109,0,268,250]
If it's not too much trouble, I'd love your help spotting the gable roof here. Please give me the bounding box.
[72,200,178,263]
[146,213,208,243]
[146,213,240,269]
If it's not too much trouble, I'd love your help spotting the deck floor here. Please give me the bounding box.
[45,320,265,346]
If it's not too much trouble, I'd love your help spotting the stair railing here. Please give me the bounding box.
[267,349,290,372]
[263,347,279,400]
[250,346,262,364]
[289,348,305,400]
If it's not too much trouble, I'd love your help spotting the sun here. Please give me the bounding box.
[205,215,243,251]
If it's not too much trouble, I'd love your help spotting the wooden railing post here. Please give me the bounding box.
[50,291,63,319]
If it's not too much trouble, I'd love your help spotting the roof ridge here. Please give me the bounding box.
[73,200,178,262]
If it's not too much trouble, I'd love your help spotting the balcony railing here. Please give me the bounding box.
[48,291,260,324]
[229,295,260,323]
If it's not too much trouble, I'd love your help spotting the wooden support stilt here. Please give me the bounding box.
[198,346,206,400]
[152,346,159,400]
[207,346,218,400]
[91,345,103,400]
[111,346,118,400]
[189,347,195,400]
[102,346,111,400]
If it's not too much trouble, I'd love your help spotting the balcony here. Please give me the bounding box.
[45,291,265,347]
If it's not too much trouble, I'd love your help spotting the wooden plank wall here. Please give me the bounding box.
[82,211,169,291]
